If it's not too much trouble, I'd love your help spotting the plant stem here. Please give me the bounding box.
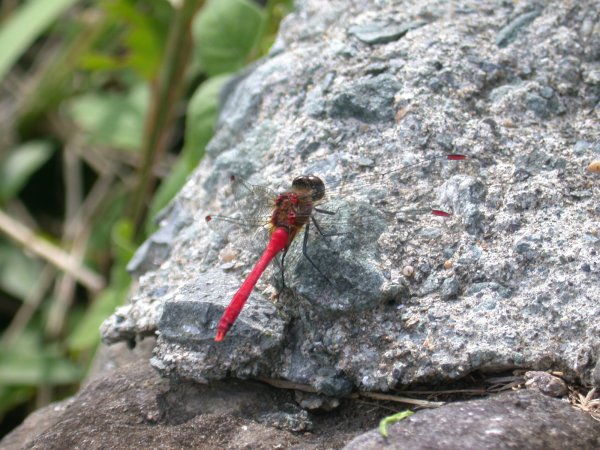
[1,265,56,347]
[129,0,203,238]
[0,209,104,291]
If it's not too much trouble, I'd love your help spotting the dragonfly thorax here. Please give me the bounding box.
[269,175,325,236]
[271,191,311,232]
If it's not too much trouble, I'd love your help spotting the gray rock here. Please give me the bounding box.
[328,73,401,123]
[295,391,341,411]
[524,89,566,118]
[0,360,374,449]
[496,10,542,48]
[440,275,459,300]
[343,390,600,450]
[524,370,568,397]
[258,405,312,432]
[152,274,286,383]
[126,201,190,278]
[102,0,600,401]
[348,21,426,45]
[593,359,600,387]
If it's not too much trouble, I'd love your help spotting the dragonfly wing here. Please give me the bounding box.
[205,175,280,280]
[229,175,278,220]
[323,154,468,216]
[279,189,457,311]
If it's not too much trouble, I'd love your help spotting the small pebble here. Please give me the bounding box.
[501,117,516,128]
[358,157,375,167]
[444,259,454,270]
[219,247,237,263]
[395,107,409,121]
[402,265,415,277]
[524,371,568,397]
[540,86,554,99]
[587,160,600,173]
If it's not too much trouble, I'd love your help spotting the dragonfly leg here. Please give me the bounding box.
[302,221,333,284]
[311,216,352,238]
[314,207,336,215]
[279,249,288,289]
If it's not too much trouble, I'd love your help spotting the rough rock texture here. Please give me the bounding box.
[524,370,569,397]
[0,341,153,449]
[344,390,600,450]
[4,362,598,449]
[101,0,600,397]
[0,360,380,450]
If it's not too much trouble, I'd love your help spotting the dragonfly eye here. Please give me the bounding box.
[292,175,325,201]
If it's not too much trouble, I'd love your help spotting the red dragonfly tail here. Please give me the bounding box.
[215,321,231,342]
[215,227,289,342]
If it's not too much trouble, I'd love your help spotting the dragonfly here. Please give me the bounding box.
[206,154,466,341]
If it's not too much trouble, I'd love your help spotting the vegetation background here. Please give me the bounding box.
[0,0,291,437]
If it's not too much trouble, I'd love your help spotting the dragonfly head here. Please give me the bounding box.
[292,175,325,201]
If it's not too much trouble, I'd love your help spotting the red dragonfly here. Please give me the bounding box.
[206,154,466,341]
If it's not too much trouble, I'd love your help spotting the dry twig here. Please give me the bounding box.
[570,387,600,422]
[0,209,104,291]
[256,377,444,408]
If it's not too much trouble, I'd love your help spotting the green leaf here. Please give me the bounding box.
[0,333,82,385]
[0,355,81,385]
[379,410,414,437]
[0,141,54,203]
[0,0,80,82]
[147,74,230,228]
[145,157,190,234]
[259,0,294,54]
[101,0,173,79]
[80,53,125,72]
[66,84,149,150]
[0,242,43,300]
[0,385,34,418]
[184,74,230,157]
[68,288,125,351]
[86,192,127,265]
[111,218,136,266]
[193,0,266,76]
[69,218,134,351]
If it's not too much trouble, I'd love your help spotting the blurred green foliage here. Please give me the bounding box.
[0,0,293,436]
[194,0,266,75]
[67,84,149,150]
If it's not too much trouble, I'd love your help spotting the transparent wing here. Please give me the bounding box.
[204,174,278,273]
[275,154,470,309]
[205,174,277,234]
[321,154,467,216]
[204,155,470,307]
[229,175,278,221]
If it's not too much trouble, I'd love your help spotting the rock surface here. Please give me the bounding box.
[101,0,600,397]
[6,0,600,447]
[524,370,569,398]
[344,390,600,450]
[3,359,598,449]
[0,359,379,450]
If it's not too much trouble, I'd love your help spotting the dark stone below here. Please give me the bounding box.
[0,360,375,450]
[345,390,600,450]
[3,360,598,449]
